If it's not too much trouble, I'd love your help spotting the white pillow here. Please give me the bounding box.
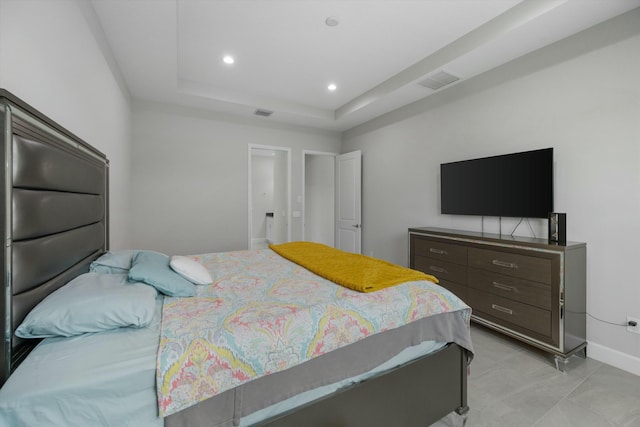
[169,256,212,285]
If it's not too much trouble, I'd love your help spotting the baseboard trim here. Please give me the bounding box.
[587,342,640,377]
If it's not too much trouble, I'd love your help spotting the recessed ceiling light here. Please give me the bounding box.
[222,55,235,65]
[327,83,337,91]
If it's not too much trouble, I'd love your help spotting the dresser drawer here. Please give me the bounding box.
[412,237,467,266]
[468,288,551,337]
[468,247,552,284]
[413,255,467,285]
[469,268,552,309]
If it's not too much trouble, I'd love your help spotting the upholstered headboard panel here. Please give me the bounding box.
[0,89,109,385]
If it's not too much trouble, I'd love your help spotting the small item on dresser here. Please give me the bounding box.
[548,212,566,244]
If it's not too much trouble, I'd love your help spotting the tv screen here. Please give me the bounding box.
[440,148,553,218]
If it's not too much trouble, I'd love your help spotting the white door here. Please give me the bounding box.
[335,150,362,253]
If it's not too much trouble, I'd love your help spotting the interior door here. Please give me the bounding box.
[335,150,362,253]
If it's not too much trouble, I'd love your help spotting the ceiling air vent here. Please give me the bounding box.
[418,71,460,90]
[254,108,274,117]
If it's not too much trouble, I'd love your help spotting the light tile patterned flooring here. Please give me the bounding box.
[433,324,640,427]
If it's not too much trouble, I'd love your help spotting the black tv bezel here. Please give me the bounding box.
[440,148,554,219]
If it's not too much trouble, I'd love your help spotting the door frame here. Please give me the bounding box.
[301,150,338,243]
[248,144,291,249]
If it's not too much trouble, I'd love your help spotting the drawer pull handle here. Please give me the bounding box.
[429,248,447,255]
[491,304,513,315]
[492,259,517,269]
[429,266,446,273]
[492,282,516,292]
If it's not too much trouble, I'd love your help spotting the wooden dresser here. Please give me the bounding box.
[409,227,587,369]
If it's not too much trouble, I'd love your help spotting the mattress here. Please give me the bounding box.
[0,248,473,426]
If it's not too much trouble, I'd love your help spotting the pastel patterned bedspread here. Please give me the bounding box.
[157,248,471,417]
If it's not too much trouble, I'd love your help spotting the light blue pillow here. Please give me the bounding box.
[90,250,166,274]
[90,250,137,274]
[128,251,196,297]
[15,273,158,338]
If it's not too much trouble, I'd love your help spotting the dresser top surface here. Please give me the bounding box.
[409,226,585,251]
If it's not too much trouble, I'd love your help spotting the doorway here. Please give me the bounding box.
[302,151,337,246]
[248,145,291,249]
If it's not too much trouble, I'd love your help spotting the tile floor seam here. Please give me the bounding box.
[452,325,640,427]
[561,362,640,427]
[528,363,601,427]
[467,353,558,414]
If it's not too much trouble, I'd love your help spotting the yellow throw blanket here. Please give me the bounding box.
[269,241,438,293]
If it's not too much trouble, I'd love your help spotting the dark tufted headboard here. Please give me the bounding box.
[0,89,109,386]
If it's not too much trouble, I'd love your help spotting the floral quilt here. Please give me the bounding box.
[156,248,471,416]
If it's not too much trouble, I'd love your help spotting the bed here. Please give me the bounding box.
[0,89,473,427]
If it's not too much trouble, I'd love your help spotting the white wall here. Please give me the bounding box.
[0,0,132,249]
[342,10,640,373]
[131,102,341,255]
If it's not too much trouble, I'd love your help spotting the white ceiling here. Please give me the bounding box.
[90,0,640,132]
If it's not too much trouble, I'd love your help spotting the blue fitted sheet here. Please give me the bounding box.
[0,298,164,427]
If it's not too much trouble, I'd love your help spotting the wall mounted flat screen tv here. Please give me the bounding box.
[440,148,553,218]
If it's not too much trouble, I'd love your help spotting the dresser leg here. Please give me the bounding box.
[554,355,569,372]
[453,405,469,427]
